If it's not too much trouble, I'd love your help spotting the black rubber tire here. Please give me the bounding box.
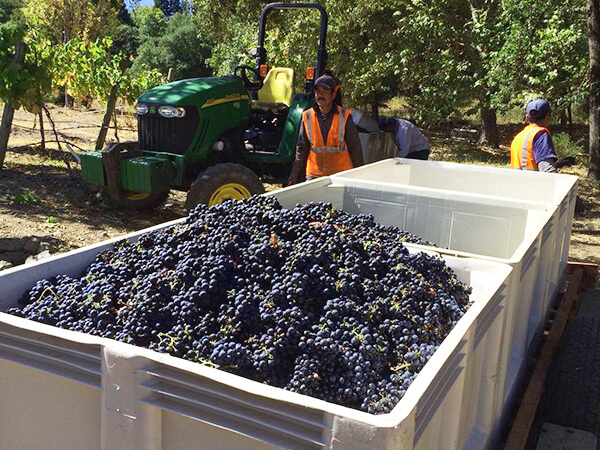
[546,315,600,434]
[101,188,169,210]
[184,163,265,210]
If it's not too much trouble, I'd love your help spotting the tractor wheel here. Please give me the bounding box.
[185,163,265,210]
[101,188,169,210]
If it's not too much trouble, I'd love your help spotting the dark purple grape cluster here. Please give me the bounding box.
[7,196,471,414]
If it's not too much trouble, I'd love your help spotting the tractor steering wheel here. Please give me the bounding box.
[234,65,264,92]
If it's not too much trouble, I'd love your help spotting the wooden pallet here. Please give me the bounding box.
[505,262,599,449]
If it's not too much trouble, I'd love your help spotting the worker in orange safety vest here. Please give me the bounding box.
[510,99,559,172]
[288,75,363,184]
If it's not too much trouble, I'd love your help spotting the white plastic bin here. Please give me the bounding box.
[0,234,512,450]
[358,132,397,164]
[351,108,380,133]
[334,159,577,205]
[332,158,579,397]
[332,158,578,300]
[269,177,559,421]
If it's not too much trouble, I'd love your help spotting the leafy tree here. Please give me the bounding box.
[22,0,125,106]
[380,0,590,147]
[0,0,29,105]
[0,0,21,21]
[193,0,261,76]
[154,0,184,18]
[51,38,124,102]
[0,0,54,166]
[22,0,121,44]
[132,5,167,38]
[132,9,212,79]
[489,1,588,121]
[386,0,507,145]
[112,0,139,57]
[589,0,600,179]
[326,0,406,117]
[0,0,26,166]
[50,37,164,147]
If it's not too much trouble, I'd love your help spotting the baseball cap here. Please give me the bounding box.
[314,75,336,91]
[378,116,395,130]
[526,99,551,120]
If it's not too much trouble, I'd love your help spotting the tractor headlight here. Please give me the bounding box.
[158,105,178,118]
[157,105,186,118]
[136,103,149,115]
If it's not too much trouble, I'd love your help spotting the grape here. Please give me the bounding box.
[6,196,471,414]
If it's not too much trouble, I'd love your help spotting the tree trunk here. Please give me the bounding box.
[478,106,499,147]
[38,109,45,151]
[96,84,119,150]
[113,109,120,142]
[370,92,379,120]
[589,0,600,180]
[0,42,26,168]
[36,80,45,151]
[64,87,74,108]
[0,104,16,168]
[560,109,567,127]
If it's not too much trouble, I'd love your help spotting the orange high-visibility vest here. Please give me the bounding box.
[510,124,551,170]
[302,106,353,177]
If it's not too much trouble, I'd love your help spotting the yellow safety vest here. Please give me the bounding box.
[510,124,550,170]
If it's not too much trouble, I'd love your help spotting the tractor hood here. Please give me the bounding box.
[137,77,249,108]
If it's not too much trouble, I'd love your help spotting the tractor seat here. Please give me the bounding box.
[252,67,295,110]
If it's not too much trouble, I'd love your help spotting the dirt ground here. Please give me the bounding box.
[0,104,598,266]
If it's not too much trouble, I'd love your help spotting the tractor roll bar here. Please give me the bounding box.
[255,3,328,88]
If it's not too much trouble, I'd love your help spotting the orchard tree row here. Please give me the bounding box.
[193,0,599,178]
[0,0,598,178]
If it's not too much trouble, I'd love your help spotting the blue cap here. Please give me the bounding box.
[526,99,551,120]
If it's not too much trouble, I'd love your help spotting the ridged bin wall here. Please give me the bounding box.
[269,175,564,441]
[0,216,510,450]
[0,159,577,449]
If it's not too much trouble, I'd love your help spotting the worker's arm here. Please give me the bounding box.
[345,116,364,167]
[289,122,310,184]
[532,131,558,173]
[537,159,558,173]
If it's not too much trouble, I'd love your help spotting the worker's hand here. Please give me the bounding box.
[555,156,577,169]
[287,173,300,186]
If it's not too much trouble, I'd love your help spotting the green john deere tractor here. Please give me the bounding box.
[80,2,330,210]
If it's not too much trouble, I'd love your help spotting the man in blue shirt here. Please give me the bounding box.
[378,117,431,160]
